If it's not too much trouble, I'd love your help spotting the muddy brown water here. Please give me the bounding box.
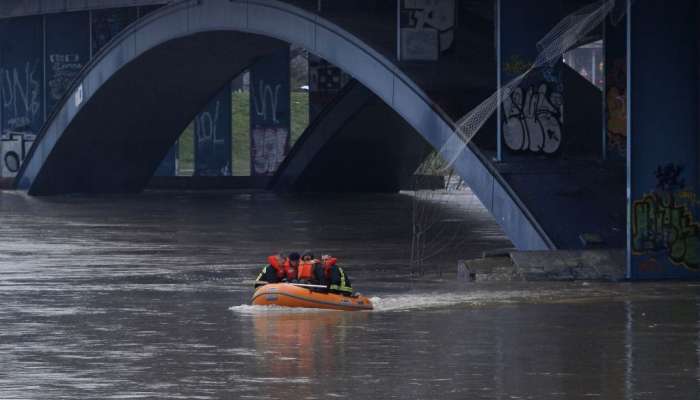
[0,190,698,399]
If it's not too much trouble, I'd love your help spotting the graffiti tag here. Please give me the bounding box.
[502,83,563,154]
[252,80,281,124]
[48,53,83,102]
[195,100,224,145]
[0,61,41,134]
[251,127,288,176]
[632,163,700,271]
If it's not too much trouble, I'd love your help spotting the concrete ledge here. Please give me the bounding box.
[459,249,626,282]
[511,250,625,281]
[459,256,519,282]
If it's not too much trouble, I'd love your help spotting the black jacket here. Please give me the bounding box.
[256,265,284,286]
[312,263,352,288]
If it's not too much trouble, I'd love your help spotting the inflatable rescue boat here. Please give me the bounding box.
[251,283,373,311]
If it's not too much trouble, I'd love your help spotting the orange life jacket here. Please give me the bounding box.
[283,259,298,281]
[297,261,315,280]
[268,255,285,279]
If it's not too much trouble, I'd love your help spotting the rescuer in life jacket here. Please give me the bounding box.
[297,252,319,283]
[255,255,286,287]
[313,254,353,295]
[283,252,301,282]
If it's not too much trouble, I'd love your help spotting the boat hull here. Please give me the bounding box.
[251,283,373,311]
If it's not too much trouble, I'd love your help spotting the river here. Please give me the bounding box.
[0,190,698,399]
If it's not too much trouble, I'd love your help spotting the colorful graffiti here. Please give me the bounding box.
[503,54,531,76]
[502,82,563,154]
[632,163,700,271]
[606,58,627,157]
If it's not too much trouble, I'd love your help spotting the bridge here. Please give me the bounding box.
[0,0,697,280]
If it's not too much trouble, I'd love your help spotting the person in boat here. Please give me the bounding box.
[255,254,286,287]
[283,252,301,283]
[316,255,353,295]
[297,251,320,283]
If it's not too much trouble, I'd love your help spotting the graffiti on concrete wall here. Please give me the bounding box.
[195,99,229,176]
[251,79,289,175]
[252,80,281,125]
[196,100,222,145]
[606,58,627,157]
[91,8,136,54]
[502,80,563,154]
[399,0,455,60]
[251,127,288,176]
[632,163,700,271]
[0,61,41,136]
[47,53,84,104]
[249,47,291,177]
[193,84,231,177]
[309,55,351,121]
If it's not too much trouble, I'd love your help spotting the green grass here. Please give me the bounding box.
[290,91,309,145]
[232,91,251,176]
[177,90,309,176]
[178,122,194,176]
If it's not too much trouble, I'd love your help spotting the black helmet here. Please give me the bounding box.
[288,252,301,261]
[302,251,314,260]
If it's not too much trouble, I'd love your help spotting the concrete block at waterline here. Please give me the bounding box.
[509,250,625,282]
[458,257,519,282]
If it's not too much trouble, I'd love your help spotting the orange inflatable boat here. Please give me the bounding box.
[251,283,373,311]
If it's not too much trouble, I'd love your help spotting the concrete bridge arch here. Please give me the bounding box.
[15,0,553,250]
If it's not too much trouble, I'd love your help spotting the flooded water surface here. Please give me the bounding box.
[0,190,698,399]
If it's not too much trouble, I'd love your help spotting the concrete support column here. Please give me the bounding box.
[603,2,627,160]
[627,0,700,279]
[193,83,232,176]
[249,47,291,177]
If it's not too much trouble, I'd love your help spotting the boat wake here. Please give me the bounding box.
[369,289,557,312]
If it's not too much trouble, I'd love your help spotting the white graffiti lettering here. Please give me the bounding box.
[252,80,281,124]
[48,53,84,102]
[252,127,288,176]
[0,61,41,132]
[195,100,224,145]
[502,83,563,154]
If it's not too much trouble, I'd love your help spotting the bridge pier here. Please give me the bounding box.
[627,0,700,279]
